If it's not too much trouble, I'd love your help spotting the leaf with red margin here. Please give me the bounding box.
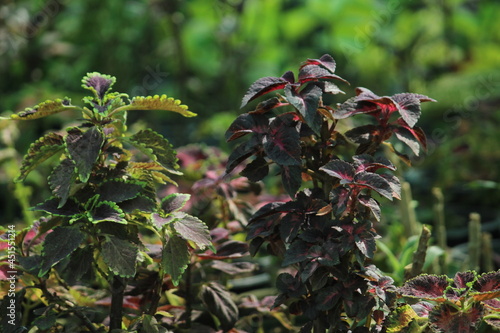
[284,84,323,135]
[429,302,484,333]
[263,114,301,166]
[320,160,355,181]
[333,96,379,119]
[358,195,381,221]
[225,113,269,142]
[241,73,293,108]
[471,270,500,301]
[398,274,449,301]
[300,54,337,74]
[352,154,396,173]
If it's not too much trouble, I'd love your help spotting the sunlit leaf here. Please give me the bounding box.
[48,159,76,208]
[81,72,116,100]
[117,94,195,117]
[173,213,213,250]
[10,98,78,120]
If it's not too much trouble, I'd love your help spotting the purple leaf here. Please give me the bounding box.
[358,196,381,221]
[392,93,436,128]
[225,113,269,142]
[353,171,393,200]
[429,302,484,333]
[161,193,190,214]
[283,240,312,266]
[276,272,307,297]
[200,282,239,331]
[284,84,323,135]
[241,155,269,182]
[263,114,301,166]
[241,76,290,108]
[315,284,342,311]
[398,274,449,301]
[281,165,302,197]
[333,96,379,119]
[320,160,355,181]
[300,54,337,74]
[82,72,116,99]
[344,125,380,144]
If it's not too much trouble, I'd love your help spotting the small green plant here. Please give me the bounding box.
[0,73,213,331]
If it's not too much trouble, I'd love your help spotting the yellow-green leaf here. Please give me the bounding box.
[116,95,196,117]
[10,98,79,120]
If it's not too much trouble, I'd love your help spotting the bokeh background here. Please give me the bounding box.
[1,0,500,259]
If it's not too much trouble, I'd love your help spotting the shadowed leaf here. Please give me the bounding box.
[162,234,190,286]
[102,235,138,277]
[91,201,127,224]
[98,179,144,203]
[200,282,239,331]
[16,132,65,182]
[48,159,76,208]
[66,126,104,183]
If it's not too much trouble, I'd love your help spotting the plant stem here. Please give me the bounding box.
[467,213,481,272]
[109,275,126,331]
[432,187,447,274]
[400,182,418,237]
[481,232,494,272]
[405,225,431,281]
[185,260,193,329]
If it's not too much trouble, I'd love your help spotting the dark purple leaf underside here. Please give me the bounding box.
[285,84,323,135]
[399,274,449,301]
[225,113,269,142]
[241,156,269,182]
[241,76,289,108]
[315,285,342,311]
[66,126,104,183]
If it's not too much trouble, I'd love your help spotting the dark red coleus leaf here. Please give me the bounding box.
[241,155,269,182]
[198,240,249,260]
[276,272,307,298]
[241,72,294,108]
[284,83,323,135]
[315,284,343,311]
[280,165,302,197]
[300,54,337,74]
[471,270,500,301]
[200,282,239,331]
[398,274,449,301]
[225,113,269,142]
[263,113,302,166]
[429,302,484,333]
[320,160,355,181]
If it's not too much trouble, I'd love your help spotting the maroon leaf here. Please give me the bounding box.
[225,113,269,142]
[200,282,239,331]
[283,240,312,266]
[392,93,436,128]
[281,165,302,197]
[398,274,449,301]
[298,65,347,84]
[284,84,323,135]
[320,160,355,181]
[198,240,249,260]
[263,114,301,166]
[315,284,342,311]
[358,196,381,221]
[352,154,396,173]
[279,212,305,242]
[379,174,401,200]
[333,96,379,119]
[344,124,380,144]
[300,54,337,74]
[429,302,484,333]
[453,271,476,289]
[241,76,290,108]
[353,171,393,200]
[226,136,261,173]
[209,261,255,275]
[471,270,500,301]
[161,193,190,214]
[241,155,269,182]
[276,272,307,297]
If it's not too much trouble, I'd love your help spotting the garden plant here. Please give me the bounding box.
[0,55,499,332]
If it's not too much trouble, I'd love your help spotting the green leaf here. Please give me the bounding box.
[65,126,104,183]
[90,201,127,224]
[39,225,85,276]
[16,132,65,182]
[10,98,78,120]
[200,282,239,331]
[128,129,180,175]
[173,213,213,250]
[162,234,190,286]
[48,159,76,208]
[98,178,144,203]
[161,193,190,214]
[101,235,138,277]
[115,94,196,117]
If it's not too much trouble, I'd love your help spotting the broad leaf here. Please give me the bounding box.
[10,98,78,120]
[31,197,80,216]
[241,75,291,108]
[471,270,500,301]
[200,282,239,331]
[173,213,212,250]
[344,124,379,144]
[225,113,269,142]
[198,240,249,260]
[385,304,419,333]
[16,132,65,182]
[398,274,449,301]
[283,240,311,266]
[320,160,355,181]
[66,126,104,183]
[358,196,381,221]
[263,114,301,166]
[226,136,261,173]
[102,235,138,277]
[116,94,196,117]
[61,246,94,285]
[281,165,303,197]
[354,171,394,200]
[209,261,255,275]
[98,179,144,203]
[393,127,421,156]
[276,272,307,298]
[315,285,342,311]
[285,84,323,135]
[91,201,127,224]
[392,93,435,128]
[128,129,180,175]
[162,234,190,286]
[429,302,483,333]
[241,156,269,182]
[39,225,85,276]
[48,159,76,208]
[300,54,337,74]
[161,193,190,214]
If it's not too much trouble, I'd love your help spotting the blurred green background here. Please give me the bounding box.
[1,0,500,253]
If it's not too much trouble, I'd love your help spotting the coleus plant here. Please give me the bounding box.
[390,270,500,332]
[225,54,436,332]
[1,73,214,332]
